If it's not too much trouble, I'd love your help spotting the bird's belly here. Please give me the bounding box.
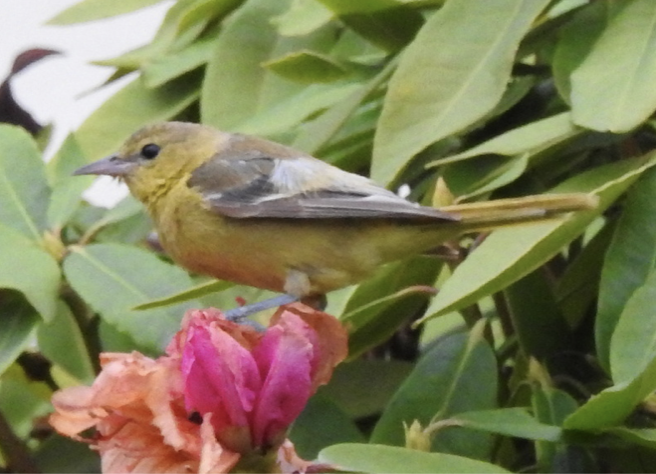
[156,205,384,295]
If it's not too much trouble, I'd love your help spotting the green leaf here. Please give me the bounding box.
[563,354,656,431]
[429,112,581,167]
[142,34,216,88]
[531,386,579,471]
[94,0,238,69]
[134,279,232,310]
[263,50,348,83]
[81,195,145,243]
[342,256,441,358]
[316,0,424,52]
[48,0,166,24]
[0,125,51,240]
[419,153,656,324]
[596,167,656,370]
[74,74,200,161]
[372,323,497,459]
[454,408,562,442]
[318,444,510,473]
[0,224,60,321]
[608,427,656,450]
[200,0,293,130]
[289,393,365,459]
[504,269,572,359]
[552,1,607,105]
[609,268,656,383]
[372,0,550,185]
[0,292,39,377]
[34,434,100,474]
[0,366,52,438]
[238,82,361,138]
[46,135,93,229]
[320,359,413,418]
[570,0,656,132]
[292,59,396,154]
[272,0,333,37]
[443,154,529,201]
[37,300,96,383]
[63,243,199,352]
[555,221,615,328]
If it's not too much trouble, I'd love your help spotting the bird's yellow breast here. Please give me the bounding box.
[140,178,438,295]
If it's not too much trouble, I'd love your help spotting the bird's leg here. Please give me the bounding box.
[223,269,313,325]
[224,293,299,324]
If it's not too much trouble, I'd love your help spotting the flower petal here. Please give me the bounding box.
[181,317,261,452]
[251,312,314,448]
[273,304,348,390]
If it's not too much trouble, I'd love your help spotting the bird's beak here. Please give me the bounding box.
[73,155,136,177]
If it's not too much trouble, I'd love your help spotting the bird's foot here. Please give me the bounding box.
[224,293,300,329]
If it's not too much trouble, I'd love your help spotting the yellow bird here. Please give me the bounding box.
[75,122,596,313]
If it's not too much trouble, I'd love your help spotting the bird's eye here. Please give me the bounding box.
[141,143,160,160]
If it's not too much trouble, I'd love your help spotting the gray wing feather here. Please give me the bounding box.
[188,136,459,222]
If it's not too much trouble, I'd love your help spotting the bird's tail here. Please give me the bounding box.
[439,193,599,234]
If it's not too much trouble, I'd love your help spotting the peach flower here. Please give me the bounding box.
[50,304,347,473]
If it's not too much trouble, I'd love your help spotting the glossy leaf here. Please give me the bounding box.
[74,75,200,161]
[429,112,580,167]
[48,0,166,25]
[239,82,361,138]
[46,134,93,229]
[0,224,60,321]
[201,0,293,130]
[372,323,497,459]
[81,195,145,243]
[563,353,656,430]
[454,408,562,442]
[0,125,51,240]
[318,444,510,473]
[596,167,656,369]
[263,50,348,83]
[570,0,656,132]
[552,0,607,104]
[556,222,615,328]
[134,279,232,310]
[419,154,656,324]
[610,268,656,383]
[531,386,579,471]
[142,34,216,88]
[320,359,413,418]
[443,154,529,201]
[289,393,365,459]
[63,243,199,352]
[504,269,572,359]
[372,0,550,185]
[316,0,423,52]
[292,60,395,154]
[0,292,39,377]
[342,256,441,358]
[272,0,333,37]
[37,300,96,383]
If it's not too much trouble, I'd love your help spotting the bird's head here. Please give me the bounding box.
[74,122,228,204]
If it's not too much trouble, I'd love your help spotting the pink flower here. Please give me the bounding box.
[49,304,347,473]
[172,303,348,454]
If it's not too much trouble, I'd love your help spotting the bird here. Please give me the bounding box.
[74,121,597,317]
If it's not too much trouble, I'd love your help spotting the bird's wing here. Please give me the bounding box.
[188,135,458,222]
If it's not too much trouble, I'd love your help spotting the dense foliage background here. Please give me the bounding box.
[3,0,656,471]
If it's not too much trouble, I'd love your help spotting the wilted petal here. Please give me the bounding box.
[50,351,241,474]
[277,440,334,474]
[271,304,348,390]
